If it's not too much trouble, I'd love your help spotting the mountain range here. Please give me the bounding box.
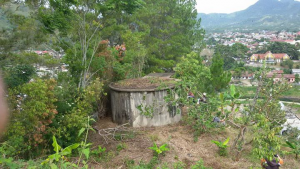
[198,0,300,32]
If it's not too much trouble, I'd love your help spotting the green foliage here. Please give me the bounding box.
[41,136,79,167]
[283,68,292,74]
[285,140,300,159]
[38,0,144,88]
[116,143,127,152]
[295,74,299,83]
[0,157,42,169]
[55,78,104,146]
[4,64,36,88]
[228,85,240,101]
[281,60,294,69]
[174,52,213,94]
[135,0,205,73]
[137,104,154,118]
[149,143,169,157]
[0,9,47,54]
[258,42,300,60]
[252,118,283,161]
[173,161,186,169]
[131,157,159,169]
[171,52,230,138]
[124,158,135,168]
[92,146,106,157]
[42,116,95,168]
[3,79,57,158]
[190,159,212,169]
[214,44,248,70]
[54,72,78,114]
[188,102,218,140]
[0,157,19,169]
[210,53,232,92]
[211,138,230,156]
[230,66,290,161]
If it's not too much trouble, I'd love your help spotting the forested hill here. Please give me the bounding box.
[0,3,30,30]
[198,0,300,31]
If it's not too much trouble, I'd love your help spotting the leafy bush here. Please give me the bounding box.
[285,141,300,159]
[54,78,104,146]
[2,79,57,158]
[54,72,79,115]
[149,143,169,157]
[281,59,294,69]
[4,64,36,88]
[42,136,80,167]
[92,146,106,157]
[211,138,230,156]
[170,52,230,139]
[230,67,289,161]
[187,102,218,140]
[42,116,96,168]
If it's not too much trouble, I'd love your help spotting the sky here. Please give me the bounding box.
[196,0,259,14]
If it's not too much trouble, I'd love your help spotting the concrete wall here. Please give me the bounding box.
[110,89,181,127]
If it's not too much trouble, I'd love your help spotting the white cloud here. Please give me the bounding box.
[196,0,258,14]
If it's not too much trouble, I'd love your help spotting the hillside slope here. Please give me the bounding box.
[198,0,300,31]
[0,3,30,30]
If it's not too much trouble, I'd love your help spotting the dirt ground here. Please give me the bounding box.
[88,117,300,169]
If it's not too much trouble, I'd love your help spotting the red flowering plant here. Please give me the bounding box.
[115,43,126,60]
[93,40,130,81]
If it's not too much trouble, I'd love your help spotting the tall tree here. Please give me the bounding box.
[38,0,143,88]
[210,53,231,92]
[135,0,205,73]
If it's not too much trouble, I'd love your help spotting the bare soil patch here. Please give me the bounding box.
[88,117,300,169]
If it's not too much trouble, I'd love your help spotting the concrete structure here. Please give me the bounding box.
[292,69,300,75]
[109,76,181,127]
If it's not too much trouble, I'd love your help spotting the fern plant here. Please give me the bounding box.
[211,138,230,156]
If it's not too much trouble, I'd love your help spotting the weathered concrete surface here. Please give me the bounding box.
[110,88,181,127]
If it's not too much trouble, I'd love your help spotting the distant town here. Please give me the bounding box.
[205,30,300,52]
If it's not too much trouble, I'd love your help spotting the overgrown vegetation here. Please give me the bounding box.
[0,0,299,168]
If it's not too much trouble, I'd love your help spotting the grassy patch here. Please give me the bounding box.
[235,85,300,100]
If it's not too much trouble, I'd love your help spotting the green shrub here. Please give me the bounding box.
[42,116,96,168]
[54,78,104,146]
[211,138,230,156]
[92,146,106,157]
[149,143,169,157]
[4,64,36,88]
[3,79,57,158]
[285,141,300,159]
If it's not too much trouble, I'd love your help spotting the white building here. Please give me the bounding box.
[292,69,300,75]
